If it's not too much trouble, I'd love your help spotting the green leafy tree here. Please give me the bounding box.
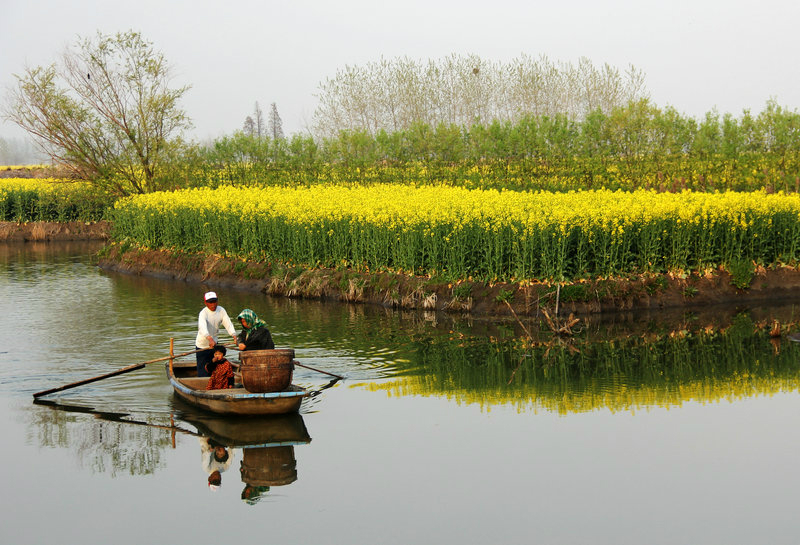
[3,30,191,195]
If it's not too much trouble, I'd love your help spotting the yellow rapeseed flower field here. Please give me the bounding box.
[0,178,109,221]
[113,184,800,280]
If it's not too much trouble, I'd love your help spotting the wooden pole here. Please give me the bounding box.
[169,337,175,379]
[32,362,147,398]
[32,345,211,399]
[293,361,345,380]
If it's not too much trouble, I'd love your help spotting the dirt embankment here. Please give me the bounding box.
[95,241,800,319]
[0,166,72,179]
[7,221,800,318]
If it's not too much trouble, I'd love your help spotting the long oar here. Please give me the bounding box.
[32,346,207,399]
[293,361,345,380]
[229,346,345,380]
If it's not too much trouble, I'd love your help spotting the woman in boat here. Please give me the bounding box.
[206,345,235,390]
[236,309,275,351]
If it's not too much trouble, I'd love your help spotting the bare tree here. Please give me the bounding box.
[269,102,284,139]
[253,101,266,138]
[2,31,191,195]
[312,54,649,138]
[243,115,256,136]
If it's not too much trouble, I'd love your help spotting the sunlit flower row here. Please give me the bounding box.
[112,184,800,280]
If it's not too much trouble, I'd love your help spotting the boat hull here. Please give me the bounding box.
[166,363,308,416]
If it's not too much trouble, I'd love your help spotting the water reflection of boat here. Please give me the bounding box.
[181,411,312,448]
[166,361,309,416]
[180,411,311,503]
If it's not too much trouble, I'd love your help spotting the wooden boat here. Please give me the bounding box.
[165,360,309,416]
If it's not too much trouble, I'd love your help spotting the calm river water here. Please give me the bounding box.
[3,243,800,545]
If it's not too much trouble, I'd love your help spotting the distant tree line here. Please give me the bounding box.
[4,31,800,195]
[0,137,47,165]
[195,98,800,192]
[312,54,647,138]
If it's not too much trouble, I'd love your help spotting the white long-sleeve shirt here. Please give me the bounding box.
[195,305,237,348]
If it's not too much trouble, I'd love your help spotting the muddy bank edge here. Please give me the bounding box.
[7,222,800,317]
[95,240,800,319]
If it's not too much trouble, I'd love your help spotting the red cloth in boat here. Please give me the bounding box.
[207,359,235,390]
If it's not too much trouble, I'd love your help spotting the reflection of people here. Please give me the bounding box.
[206,345,235,390]
[196,291,237,377]
[241,484,270,505]
[200,437,234,490]
[236,309,275,351]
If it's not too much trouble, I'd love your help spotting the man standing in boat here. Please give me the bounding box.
[195,291,238,377]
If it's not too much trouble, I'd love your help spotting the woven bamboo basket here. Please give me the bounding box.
[239,349,295,393]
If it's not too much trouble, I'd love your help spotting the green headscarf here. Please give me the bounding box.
[236,309,267,340]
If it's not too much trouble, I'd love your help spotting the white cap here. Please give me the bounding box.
[204,291,218,301]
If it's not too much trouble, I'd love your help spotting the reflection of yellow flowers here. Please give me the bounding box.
[365,373,800,415]
[113,184,800,280]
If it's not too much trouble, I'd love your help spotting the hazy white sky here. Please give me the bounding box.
[2,0,799,141]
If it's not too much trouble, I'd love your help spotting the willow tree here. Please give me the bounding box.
[3,31,191,195]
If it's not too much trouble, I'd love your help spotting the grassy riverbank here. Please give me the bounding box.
[5,120,800,319]
[95,240,800,319]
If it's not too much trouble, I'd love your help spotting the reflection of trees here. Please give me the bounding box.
[0,242,104,265]
[27,403,176,477]
[366,313,800,414]
[26,401,314,497]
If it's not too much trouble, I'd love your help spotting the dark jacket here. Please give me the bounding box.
[238,326,275,351]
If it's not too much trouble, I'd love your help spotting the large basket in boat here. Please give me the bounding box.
[239,446,297,486]
[239,349,295,393]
